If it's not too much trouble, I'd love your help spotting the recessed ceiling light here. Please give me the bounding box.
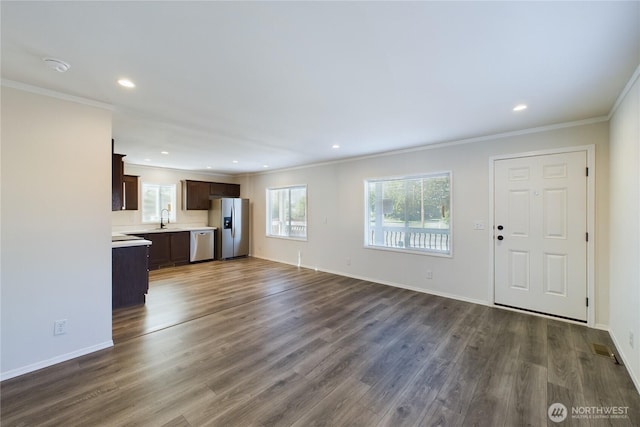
[118,78,136,88]
[332,144,340,149]
[206,166,212,169]
[161,151,169,155]
[513,104,528,112]
[144,158,151,162]
[263,165,269,168]
[43,58,71,73]
[232,160,239,164]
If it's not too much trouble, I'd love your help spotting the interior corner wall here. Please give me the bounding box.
[247,121,610,325]
[1,87,113,379]
[609,73,640,390]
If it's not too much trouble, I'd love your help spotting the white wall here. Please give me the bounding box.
[609,69,640,389]
[247,121,610,325]
[111,164,240,232]
[1,86,113,379]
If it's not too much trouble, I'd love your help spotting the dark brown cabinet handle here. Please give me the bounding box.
[497,225,504,230]
[497,235,504,240]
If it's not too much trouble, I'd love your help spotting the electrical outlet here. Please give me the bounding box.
[630,332,634,349]
[426,270,433,279]
[54,319,67,336]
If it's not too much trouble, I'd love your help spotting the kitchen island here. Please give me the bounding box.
[112,235,152,309]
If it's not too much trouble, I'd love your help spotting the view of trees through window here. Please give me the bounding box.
[366,172,451,254]
[267,186,307,239]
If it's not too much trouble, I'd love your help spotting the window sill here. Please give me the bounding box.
[266,235,308,242]
[364,244,452,258]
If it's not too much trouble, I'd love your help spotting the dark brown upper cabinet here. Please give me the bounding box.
[210,182,241,198]
[183,180,241,210]
[183,180,211,210]
[123,175,139,210]
[112,153,125,211]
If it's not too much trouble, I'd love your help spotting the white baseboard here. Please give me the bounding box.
[593,323,610,331]
[252,255,490,307]
[608,330,640,394]
[1,340,114,382]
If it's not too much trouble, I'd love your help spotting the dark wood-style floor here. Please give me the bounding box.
[2,258,639,426]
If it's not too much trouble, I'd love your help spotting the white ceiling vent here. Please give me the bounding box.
[43,57,70,73]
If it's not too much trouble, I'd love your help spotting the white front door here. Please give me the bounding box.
[494,151,588,321]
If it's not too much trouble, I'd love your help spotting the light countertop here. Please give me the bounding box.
[111,226,216,248]
[112,235,152,249]
[112,226,216,237]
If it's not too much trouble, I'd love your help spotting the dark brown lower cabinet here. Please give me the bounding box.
[143,231,190,270]
[145,233,171,268]
[112,245,149,309]
[170,232,190,265]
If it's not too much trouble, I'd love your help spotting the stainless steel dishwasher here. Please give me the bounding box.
[190,230,214,262]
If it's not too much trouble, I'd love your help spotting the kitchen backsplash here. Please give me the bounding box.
[111,209,209,233]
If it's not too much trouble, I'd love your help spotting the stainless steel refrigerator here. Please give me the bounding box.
[208,198,250,259]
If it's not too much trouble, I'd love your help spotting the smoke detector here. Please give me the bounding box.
[43,58,71,73]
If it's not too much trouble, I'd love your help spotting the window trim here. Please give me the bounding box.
[364,171,452,257]
[265,184,308,241]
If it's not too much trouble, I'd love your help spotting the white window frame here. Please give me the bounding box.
[266,185,308,240]
[364,172,452,257]
[141,183,177,224]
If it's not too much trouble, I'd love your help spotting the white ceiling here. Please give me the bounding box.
[2,1,639,174]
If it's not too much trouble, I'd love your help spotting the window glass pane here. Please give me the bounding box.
[142,185,159,223]
[290,187,306,222]
[142,183,176,224]
[267,186,307,239]
[366,173,451,255]
[269,190,281,235]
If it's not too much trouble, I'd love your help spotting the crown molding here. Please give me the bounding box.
[1,79,113,111]
[124,161,235,178]
[250,115,608,176]
[608,63,640,120]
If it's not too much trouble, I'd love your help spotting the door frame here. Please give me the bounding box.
[488,145,596,327]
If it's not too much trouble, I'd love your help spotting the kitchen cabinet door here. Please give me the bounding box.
[143,231,190,270]
[170,232,190,265]
[123,175,139,210]
[112,153,125,210]
[184,180,211,210]
[146,233,171,269]
[210,182,240,197]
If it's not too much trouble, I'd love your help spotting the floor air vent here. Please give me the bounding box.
[592,343,621,364]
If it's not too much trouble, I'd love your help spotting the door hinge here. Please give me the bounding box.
[586,297,589,307]
[586,167,589,177]
[586,232,589,242]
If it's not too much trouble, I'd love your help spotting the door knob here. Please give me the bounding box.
[497,235,504,240]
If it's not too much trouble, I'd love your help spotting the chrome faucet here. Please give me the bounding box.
[160,209,170,229]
